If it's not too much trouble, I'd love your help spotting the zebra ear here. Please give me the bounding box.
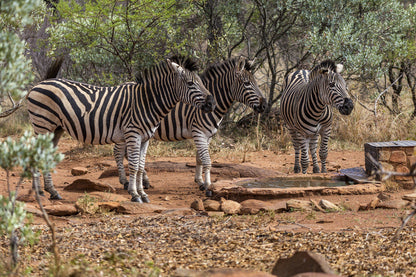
[168,59,185,76]
[236,56,246,73]
[336,64,344,73]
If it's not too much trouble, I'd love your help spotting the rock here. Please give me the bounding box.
[310,199,326,213]
[116,202,167,214]
[162,208,196,216]
[17,189,52,205]
[220,198,241,215]
[190,198,205,211]
[407,156,416,168]
[389,150,407,164]
[271,251,336,277]
[43,204,78,216]
[319,200,340,212]
[376,199,410,210]
[89,191,129,202]
[239,199,286,215]
[403,193,416,201]
[64,179,116,193]
[292,273,341,277]
[75,196,99,214]
[24,203,43,217]
[204,199,221,211]
[98,201,121,212]
[205,211,225,217]
[71,167,89,176]
[286,199,313,211]
[174,268,274,277]
[359,197,380,211]
[377,192,391,201]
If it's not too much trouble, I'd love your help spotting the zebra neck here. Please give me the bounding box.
[204,74,234,118]
[305,83,326,113]
[132,80,177,131]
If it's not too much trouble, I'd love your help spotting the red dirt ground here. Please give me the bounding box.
[1,138,415,232]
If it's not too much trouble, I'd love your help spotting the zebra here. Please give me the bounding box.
[114,56,267,195]
[280,60,354,174]
[27,57,215,203]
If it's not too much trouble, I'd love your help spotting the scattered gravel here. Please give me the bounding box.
[2,214,416,276]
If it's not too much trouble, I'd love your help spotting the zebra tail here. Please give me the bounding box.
[44,57,64,80]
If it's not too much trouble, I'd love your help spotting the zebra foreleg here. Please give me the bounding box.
[194,135,212,196]
[290,131,302,173]
[319,132,331,173]
[114,143,129,189]
[126,139,143,203]
[309,135,320,173]
[300,140,310,174]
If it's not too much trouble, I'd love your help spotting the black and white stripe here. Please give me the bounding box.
[27,57,214,202]
[280,60,354,174]
[115,56,266,195]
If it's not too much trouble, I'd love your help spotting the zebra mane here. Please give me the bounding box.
[202,57,254,78]
[168,55,199,72]
[313,60,337,73]
[135,56,198,84]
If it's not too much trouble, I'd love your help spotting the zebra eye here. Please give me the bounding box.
[329,82,336,88]
[187,81,194,86]
[244,81,251,86]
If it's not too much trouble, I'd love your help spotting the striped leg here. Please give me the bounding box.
[126,137,149,202]
[309,133,320,173]
[114,143,129,189]
[37,129,64,200]
[319,127,331,173]
[290,130,302,173]
[193,133,212,194]
[300,138,310,174]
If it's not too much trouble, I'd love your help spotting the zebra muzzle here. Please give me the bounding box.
[254,97,267,113]
[339,98,354,115]
[201,95,216,113]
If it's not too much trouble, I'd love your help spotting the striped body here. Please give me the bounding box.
[280,60,354,174]
[28,58,214,202]
[115,57,266,193]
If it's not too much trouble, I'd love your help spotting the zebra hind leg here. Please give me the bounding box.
[43,128,63,200]
[142,170,150,189]
[114,143,129,190]
[291,134,302,173]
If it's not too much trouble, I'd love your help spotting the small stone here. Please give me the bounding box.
[377,192,391,201]
[190,198,205,211]
[204,199,221,211]
[319,200,340,212]
[390,150,407,164]
[358,197,380,211]
[98,201,121,212]
[71,167,89,176]
[240,199,286,214]
[206,211,225,217]
[89,191,129,202]
[220,198,241,215]
[396,165,410,174]
[162,208,195,216]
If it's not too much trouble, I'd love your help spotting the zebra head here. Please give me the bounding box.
[314,60,354,115]
[167,57,215,113]
[233,57,267,113]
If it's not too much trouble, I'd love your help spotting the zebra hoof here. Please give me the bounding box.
[313,166,320,173]
[131,196,143,203]
[294,166,301,173]
[205,190,213,197]
[49,193,63,200]
[142,195,150,203]
[199,184,206,191]
[123,182,129,190]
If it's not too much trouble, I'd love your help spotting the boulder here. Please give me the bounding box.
[190,198,205,211]
[71,167,89,176]
[220,198,241,215]
[358,197,380,211]
[64,179,116,193]
[89,191,129,202]
[98,201,121,212]
[43,204,79,216]
[204,199,221,211]
[116,202,167,214]
[271,251,336,277]
[376,199,410,210]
